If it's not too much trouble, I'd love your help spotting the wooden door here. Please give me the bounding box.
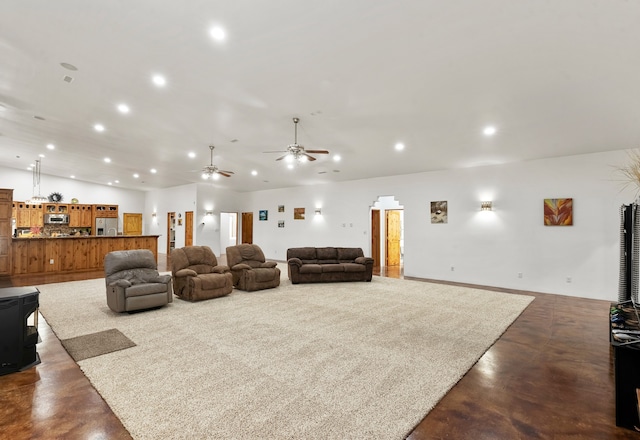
[241,212,253,244]
[123,213,143,235]
[185,211,193,246]
[371,209,380,268]
[385,210,402,266]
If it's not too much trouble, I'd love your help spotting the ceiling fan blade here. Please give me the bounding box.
[275,154,289,161]
[217,171,233,177]
[302,153,317,161]
[263,150,287,153]
[305,149,329,154]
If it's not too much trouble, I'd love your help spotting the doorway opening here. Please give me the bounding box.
[167,212,176,254]
[371,196,404,278]
[220,212,238,257]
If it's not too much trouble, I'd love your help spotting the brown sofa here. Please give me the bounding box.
[226,244,281,291]
[287,247,374,284]
[104,249,173,313]
[170,246,233,301]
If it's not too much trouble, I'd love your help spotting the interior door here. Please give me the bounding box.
[185,211,193,246]
[241,212,253,244]
[123,213,142,235]
[386,210,401,266]
[371,209,380,268]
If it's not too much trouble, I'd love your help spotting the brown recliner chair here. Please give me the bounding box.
[226,244,281,291]
[104,249,173,313]
[170,246,233,301]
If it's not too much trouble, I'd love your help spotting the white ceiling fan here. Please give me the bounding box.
[201,145,234,180]
[264,117,330,162]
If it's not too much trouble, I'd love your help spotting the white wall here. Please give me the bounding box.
[239,150,635,301]
[1,168,146,234]
[2,150,634,301]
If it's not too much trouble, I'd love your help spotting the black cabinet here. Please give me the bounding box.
[0,287,40,376]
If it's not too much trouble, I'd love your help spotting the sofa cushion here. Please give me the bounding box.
[299,264,322,274]
[337,247,364,262]
[343,263,366,273]
[321,264,345,273]
[198,273,231,290]
[289,247,317,260]
[126,283,168,297]
[253,268,278,282]
[316,247,338,260]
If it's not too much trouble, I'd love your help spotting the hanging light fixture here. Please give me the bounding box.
[29,159,47,204]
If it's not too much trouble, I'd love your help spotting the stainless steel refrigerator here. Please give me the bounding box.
[95,217,118,236]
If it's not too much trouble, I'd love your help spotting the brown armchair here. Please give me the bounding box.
[170,246,233,301]
[225,244,281,291]
[104,249,173,313]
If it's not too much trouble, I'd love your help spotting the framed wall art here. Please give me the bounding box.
[259,210,268,221]
[430,201,448,224]
[278,220,285,228]
[544,198,573,226]
[294,207,305,220]
[278,205,285,213]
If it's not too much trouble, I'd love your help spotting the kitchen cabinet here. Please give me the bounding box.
[14,202,43,228]
[92,204,118,218]
[69,204,92,228]
[44,203,68,213]
[0,189,13,275]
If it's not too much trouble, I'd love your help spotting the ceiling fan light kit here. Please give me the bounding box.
[265,117,330,163]
[201,145,234,179]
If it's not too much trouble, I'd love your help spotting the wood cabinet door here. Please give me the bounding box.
[123,213,143,235]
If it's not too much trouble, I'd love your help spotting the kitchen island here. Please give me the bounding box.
[11,235,159,277]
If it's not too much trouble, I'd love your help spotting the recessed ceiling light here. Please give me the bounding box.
[60,62,78,71]
[188,152,196,158]
[114,180,119,183]
[209,26,227,42]
[394,142,405,151]
[104,157,111,163]
[108,182,112,186]
[133,173,139,178]
[483,126,497,136]
[333,155,341,162]
[152,75,166,87]
[150,168,157,174]
[70,175,75,179]
[39,154,45,158]
[46,143,55,150]
[94,123,105,132]
[117,104,130,114]
[251,170,258,176]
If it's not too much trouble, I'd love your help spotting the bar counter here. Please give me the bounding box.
[11,235,159,276]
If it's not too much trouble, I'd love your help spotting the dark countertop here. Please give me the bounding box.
[12,235,159,240]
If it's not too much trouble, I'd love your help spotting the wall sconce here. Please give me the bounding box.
[315,208,322,215]
[151,212,157,218]
[481,201,493,211]
[205,211,213,216]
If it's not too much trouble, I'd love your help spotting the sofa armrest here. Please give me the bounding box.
[151,274,172,284]
[231,263,252,271]
[288,257,302,267]
[213,265,230,273]
[109,279,132,288]
[355,256,374,265]
[260,261,278,268]
[175,268,197,277]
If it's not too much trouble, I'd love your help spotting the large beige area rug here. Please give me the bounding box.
[37,275,533,439]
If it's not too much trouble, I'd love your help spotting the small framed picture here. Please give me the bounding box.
[259,210,268,221]
[294,207,305,220]
[278,220,285,228]
[278,205,285,213]
[430,201,448,224]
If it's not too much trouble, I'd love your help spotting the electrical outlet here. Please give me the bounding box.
[518,272,523,278]
[49,259,54,264]
[566,276,572,283]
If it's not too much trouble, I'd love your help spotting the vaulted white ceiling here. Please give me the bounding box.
[1,1,639,193]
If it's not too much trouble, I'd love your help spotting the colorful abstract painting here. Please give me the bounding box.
[544,198,573,226]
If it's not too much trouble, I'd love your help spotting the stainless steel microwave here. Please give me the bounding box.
[44,214,70,224]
